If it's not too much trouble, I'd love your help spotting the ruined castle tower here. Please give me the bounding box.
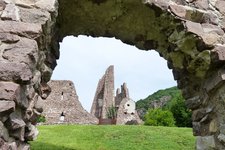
[91,65,142,124]
[115,83,142,125]
[115,83,129,108]
[90,65,114,119]
[42,80,98,124]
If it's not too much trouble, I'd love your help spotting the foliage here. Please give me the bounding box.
[168,95,192,127]
[136,87,179,111]
[136,86,192,127]
[106,105,117,119]
[136,87,181,120]
[30,125,195,150]
[144,109,175,127]
[37,115,46,123]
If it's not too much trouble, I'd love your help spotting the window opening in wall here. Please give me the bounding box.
[61,92,64,101]
[59,112,65,122]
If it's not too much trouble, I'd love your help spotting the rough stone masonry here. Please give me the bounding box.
[42,80,98,125]
[90,65,142,125]
[1,0,225,149]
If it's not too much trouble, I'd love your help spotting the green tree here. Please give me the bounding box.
[144,109,175,127]
[169,95,192,127]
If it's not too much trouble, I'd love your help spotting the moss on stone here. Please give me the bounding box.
[187,50,211,78]
[169,52,185,69]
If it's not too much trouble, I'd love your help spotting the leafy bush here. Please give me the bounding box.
[37,115,46,123]
[169,95,192,127]
[144,109,175,127]
[106,105,117,119]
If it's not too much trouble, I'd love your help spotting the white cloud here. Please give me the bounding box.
[52,35,177,112]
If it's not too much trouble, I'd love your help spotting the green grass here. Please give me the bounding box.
[30,125,195,150]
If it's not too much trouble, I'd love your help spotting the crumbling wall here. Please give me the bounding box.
[116,98,142,125]
[42,80,98,125]
[115,83,129,107]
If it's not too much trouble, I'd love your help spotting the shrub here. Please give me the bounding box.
[37,115,46,123]
[169,95,192,127]
[144,109,175,127]
[106,105,117,119]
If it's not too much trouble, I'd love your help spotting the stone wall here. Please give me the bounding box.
[42,80,98,125]
[116,98,142,125]
[115,83,129,108]
[0,0,58,149]
[90,65,115,119]
[1,0,225,149]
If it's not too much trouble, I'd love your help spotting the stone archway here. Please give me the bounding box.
[0,0,225,149]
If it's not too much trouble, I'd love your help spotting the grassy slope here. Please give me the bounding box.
[30,125,195,150]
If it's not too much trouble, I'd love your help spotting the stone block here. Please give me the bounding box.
[19,7,50,24]
[0,20,41,39]
[1,3,20,21]
[193,122,210,136]
[211,45,225,62]
[0,62,32,83]
[14,0,34,8]
[40,64,53,83]
[8,112,26,130]
[185,21,203,36]
[196,136,216,150]
[215,0,225,14]
[34,96,44,113]
[194,0,209,10]
[169,4,187,19]
[18,142,30,150]
[0,33,20,43]
[204,69,225,92]
[35,0,58,12]
[3,37,38,67]
[8,142,17,150]
[201,32,220,46]
[0,101,15,114]
[24,123,38,141]
[169,4,206,22]
[202,23,224,35]
[10,127,25,141]
[192,108,207,122]
[0,0,6,11]
[209,119,217,133]
[218,134,225,143]
[185,96,201,109]
[0,138,10,149]
[0,82,20,101]
[39,82,51,99]
[0,121,9,141]
[144,0,169,10]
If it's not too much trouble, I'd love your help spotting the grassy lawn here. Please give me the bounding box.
[30,125,195,150]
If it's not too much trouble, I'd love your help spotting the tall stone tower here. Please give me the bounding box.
[90,65,115,119]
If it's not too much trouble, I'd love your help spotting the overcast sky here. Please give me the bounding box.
[51,35,177,112]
